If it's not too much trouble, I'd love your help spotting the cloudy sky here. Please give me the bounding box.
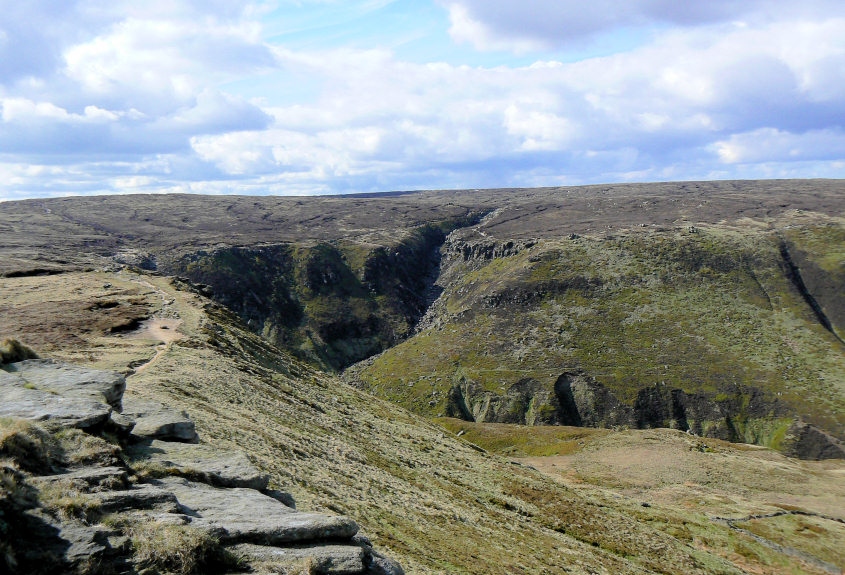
[2,0,845,201]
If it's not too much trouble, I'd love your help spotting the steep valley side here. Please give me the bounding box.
[346,220,845,458]
[160,216,482,370]
[0,184,842,457]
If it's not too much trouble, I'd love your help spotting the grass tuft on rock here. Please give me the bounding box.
[0,338,38,365]
[53,427,121,468]
[37,481,103,522]
[124,519,233,575]
[0,417,62,473]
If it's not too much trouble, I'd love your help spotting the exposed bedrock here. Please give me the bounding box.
[446,371,844,460]
[0,356,404,575]
[163,218,481,370]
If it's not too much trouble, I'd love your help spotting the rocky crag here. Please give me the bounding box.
[1,351,402,575]
[157,216,482,371]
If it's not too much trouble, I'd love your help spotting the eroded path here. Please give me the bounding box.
[118,272,186,375]
[125,317,183,374]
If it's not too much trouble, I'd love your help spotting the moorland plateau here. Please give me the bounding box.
[1,179,843,574]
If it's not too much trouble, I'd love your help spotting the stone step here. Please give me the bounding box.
[35,466,129,492]
[230,542,366,575]
[94,484,181,513]
[156,477,359,545]
[126,439,269,490]
[121,397,198,442]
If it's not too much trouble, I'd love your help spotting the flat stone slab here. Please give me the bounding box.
[231,543,366,575]
[93,484,181,513]
[126,439,269,490]
[3,359,125,408]
[157,477,358,545]
[0,372,112,429]
[108,411,136,434]
[368,552,406,575]
[36,466,129,492]
[121,397,198,442]
[265,488,297,510]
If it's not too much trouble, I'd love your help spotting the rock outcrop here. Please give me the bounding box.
[445,370,845,459]
[165,219,481,371]
[121,397,199,442]
[125,439,270,489]
[0,358,403,575]
[0,360,122,430]
[781,420,845,460]
[3,359,125,408]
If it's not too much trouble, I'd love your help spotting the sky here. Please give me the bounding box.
[2,0,845,201]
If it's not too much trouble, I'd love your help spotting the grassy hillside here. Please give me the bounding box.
[3,269,843,574]
[438,419,845,574]
[347,219,845,451]
[1,181,842,452]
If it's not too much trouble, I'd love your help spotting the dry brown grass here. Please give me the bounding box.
[0,338,38,364]
[37,481,103,522]
[0,417,61,473]
[123,519,222,575]
[53,428,121,468]
[0,274,152,358]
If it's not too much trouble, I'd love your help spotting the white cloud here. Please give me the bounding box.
[1,1,844,198]
[714,128,845,164]
[439,0,845,53]
[0,2,272,159]
[193,17,845,183]
[446,3,545,54]
[503,104,575,151]
[62,11,275,114]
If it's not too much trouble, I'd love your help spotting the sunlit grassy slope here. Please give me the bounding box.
[349,220,845,447]
[438,418,845,575]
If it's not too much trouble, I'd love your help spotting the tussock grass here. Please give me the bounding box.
[0,338,38,365]
[127,521,219,575]
[0,417,61,472]
[103,516,242,575]
[38,481,102,522]
[53,428,121,467]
